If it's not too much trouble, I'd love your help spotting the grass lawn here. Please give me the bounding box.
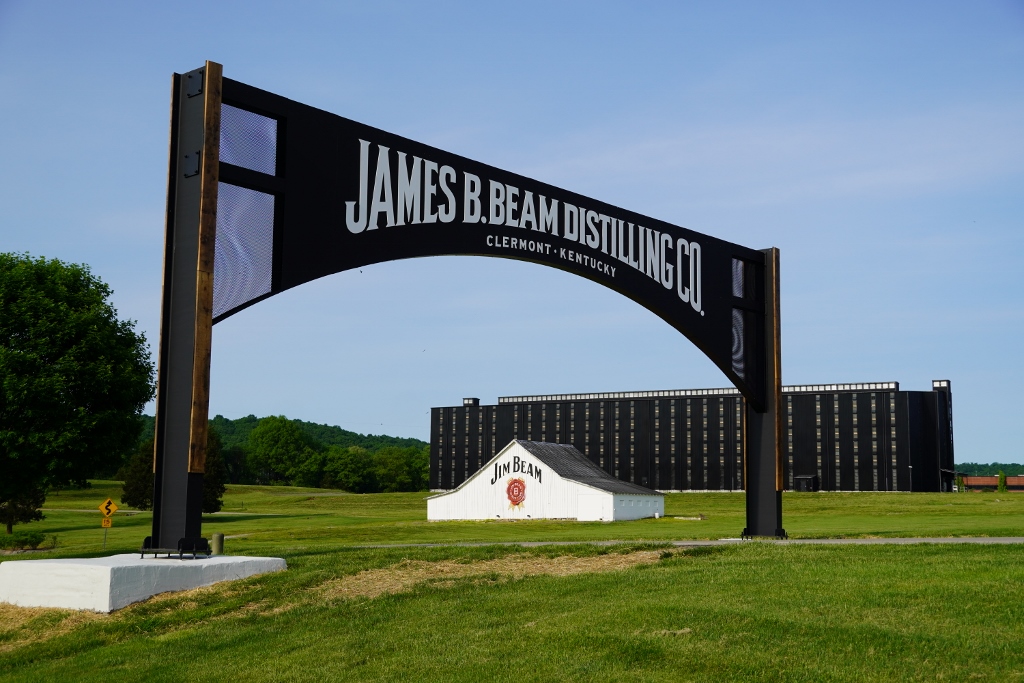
[23,481,1024,558]
[2,483,1023,681]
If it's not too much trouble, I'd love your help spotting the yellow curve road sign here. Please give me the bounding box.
[101,517,112,528]
[99,498,119,517]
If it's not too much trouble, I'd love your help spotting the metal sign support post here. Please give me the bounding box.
[148,62,222,552]
[743,247,786,538]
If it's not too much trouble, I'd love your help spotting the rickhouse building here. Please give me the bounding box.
[431,380,955,494]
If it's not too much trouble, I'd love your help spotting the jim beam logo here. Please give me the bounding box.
[506,478,526,509]
[344,140,704,315]
[490,455,541,509]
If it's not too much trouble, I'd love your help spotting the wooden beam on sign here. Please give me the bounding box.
[188,61,222,474]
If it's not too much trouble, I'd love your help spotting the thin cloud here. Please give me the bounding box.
[514,103,1024,207]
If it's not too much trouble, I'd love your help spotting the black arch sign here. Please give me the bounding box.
[148,62,785,553]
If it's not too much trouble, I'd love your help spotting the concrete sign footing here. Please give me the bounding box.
[0,554,286,612]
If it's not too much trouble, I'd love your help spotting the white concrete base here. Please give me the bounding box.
[0,554,286,613]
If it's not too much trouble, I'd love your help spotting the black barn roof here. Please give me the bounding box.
[515,441,661,496]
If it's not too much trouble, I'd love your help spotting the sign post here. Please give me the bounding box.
[99,499,118,549]
[149,61,221,555]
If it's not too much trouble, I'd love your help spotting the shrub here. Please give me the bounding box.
[0,530,46,550]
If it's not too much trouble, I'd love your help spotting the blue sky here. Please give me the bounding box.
[1,2,1022,462]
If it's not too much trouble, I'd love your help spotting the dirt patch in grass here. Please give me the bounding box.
[144,581,242,605]
[0,604,102,654]
[318,549,664,600]
[0,548,673,655]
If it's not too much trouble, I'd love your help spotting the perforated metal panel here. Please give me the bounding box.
[220,104,277,175]
[732,259,745,298]
[731,308,747,381]
[213,183,274,319]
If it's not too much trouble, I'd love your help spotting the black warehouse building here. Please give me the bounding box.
[431,380,955,493]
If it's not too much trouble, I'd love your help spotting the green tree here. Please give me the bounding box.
[954,462,1024,477]
[323,445,376,492]
[119,437,155,511]
[372,446,430,492]
[247,416,318,484]
[120,426,227,513]
[373,447,412,492]
[0,254,153,533]
[289,447,326,488]
[409,445,430,491]
[0,488,46,536]
[221,443,252,484]
[202,428,228,513]
[998,470,1008,494]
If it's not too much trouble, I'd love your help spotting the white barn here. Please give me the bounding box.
[427,440,665,522]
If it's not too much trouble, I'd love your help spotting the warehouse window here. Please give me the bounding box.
[787,396,794,489]
[702,403,709,488]
[834,397,841,490]
[890,394,898,489]
[815,395,822,484]
[871,393,878,491]
[853,400,860,491]
[585,404,591,455]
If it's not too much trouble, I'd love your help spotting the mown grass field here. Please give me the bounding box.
[25,480,1024,557]
[2,483,1023,681]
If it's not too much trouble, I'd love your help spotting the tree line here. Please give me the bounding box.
[121,414,430,502]
[956,462,1024,477]
[218,414,429,492]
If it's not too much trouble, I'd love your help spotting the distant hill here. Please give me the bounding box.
[137,413,426,452]
[956,463,1024,477]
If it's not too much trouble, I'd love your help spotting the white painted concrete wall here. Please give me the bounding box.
[427,442,663,521]
[0,554,286,612]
